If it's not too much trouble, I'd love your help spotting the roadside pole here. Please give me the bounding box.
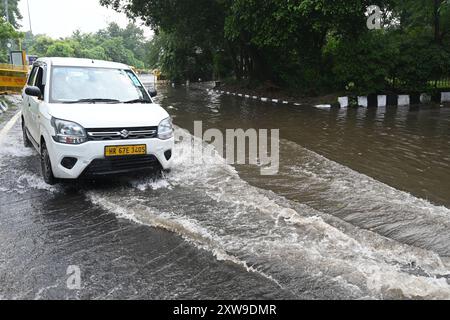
[4,0,11,63]
[4,0,9,23]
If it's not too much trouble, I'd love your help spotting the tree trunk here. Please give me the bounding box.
[434,0,442,44]
[226,41,242,80]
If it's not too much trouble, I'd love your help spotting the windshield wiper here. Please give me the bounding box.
[123,99,152,104]
[63,98,121,104]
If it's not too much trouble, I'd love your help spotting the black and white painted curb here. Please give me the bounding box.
[338,92,450,108]
[207,89,299,106]
[0,101,8,115]
[208,88,450,109]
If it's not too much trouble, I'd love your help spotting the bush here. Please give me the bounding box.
[393,36,450,91]
[327,31,397,95]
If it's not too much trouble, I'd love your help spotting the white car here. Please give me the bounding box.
[21,57,174,185]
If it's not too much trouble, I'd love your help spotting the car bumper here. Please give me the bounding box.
[45,135,174,179]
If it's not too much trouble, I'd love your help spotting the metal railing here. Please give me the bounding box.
[430,78,450,89]
[387,77,450,92]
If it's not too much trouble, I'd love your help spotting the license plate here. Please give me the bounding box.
[105,145,147,157]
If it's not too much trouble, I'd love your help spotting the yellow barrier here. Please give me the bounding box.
[0,63,29,73]
[0,63,28,94]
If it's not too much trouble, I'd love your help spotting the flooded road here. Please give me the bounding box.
[0,84,449,300]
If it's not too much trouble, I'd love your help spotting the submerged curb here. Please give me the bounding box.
[208,89,298,106]
[338,92,450,108]
[207,88,450,109]
[0,101,8,114]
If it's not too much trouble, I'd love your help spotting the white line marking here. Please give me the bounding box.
[0,111,21,145]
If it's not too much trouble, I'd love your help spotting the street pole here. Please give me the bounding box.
[4,0,11,63]
[27,0,32,34]
[4,0,9,23]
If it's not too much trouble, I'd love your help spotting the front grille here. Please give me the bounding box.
[86,127,158,141]
[82,155,161,176]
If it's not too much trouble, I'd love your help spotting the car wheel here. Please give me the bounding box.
[41,142,56,185]
[22,120,32,148]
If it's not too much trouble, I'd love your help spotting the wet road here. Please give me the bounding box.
[0,84,450,300]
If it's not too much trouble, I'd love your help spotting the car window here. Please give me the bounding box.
[35,68,45,99]
[49,67,151,103]
[27,66,38,86]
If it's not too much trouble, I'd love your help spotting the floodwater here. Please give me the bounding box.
[0,82,449,300]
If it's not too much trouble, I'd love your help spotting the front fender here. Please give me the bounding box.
[39,116,54,153]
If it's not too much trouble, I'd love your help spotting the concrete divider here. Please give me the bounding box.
[377,95,387,107]
[442,92,450,102]
[338,97,349,108]
[358,96,368,108]
[315,104,332,109]
[398,95,410,106]
[208,88,449,109]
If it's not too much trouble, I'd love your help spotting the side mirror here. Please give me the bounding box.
[149,88,157,98]
[25,86,42,98]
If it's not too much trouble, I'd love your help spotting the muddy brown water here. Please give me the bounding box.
[0,85,449,300]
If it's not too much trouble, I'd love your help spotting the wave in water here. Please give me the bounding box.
[89,128,450,299]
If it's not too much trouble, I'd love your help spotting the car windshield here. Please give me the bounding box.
[49,66,151,104]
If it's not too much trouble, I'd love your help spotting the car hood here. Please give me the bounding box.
[46,103,170,128]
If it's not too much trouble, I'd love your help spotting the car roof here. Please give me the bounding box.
[36,57,131,70]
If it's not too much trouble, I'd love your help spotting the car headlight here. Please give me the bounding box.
[158,117,173,140]
[51,118,87,144]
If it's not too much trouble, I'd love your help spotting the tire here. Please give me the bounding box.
[22,120,32,148]
[40,142,56,185]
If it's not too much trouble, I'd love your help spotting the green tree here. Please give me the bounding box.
[79,46,108,60]
[0,0,22,29]
[46,41,76,57]
[0,16,21,40]
[98,0,450,93]
[25,22,148,68]
[0,16,23,62]
[29,35,55,57]
[101,0,225,80]
[101,37,144,68]
[147,31,214,82]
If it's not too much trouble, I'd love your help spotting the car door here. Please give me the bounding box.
[28,65,47,144]
[23,66,38,134]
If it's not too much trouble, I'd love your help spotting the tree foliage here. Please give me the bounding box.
[0,0,22,29]
[24,22,148,68]
[101,0,450,93]
[0,16,23,63]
